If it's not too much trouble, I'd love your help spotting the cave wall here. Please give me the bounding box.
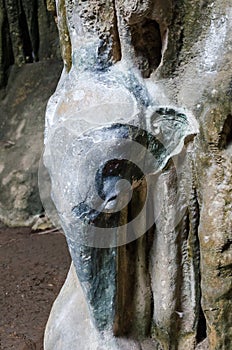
[0,0,59,87]
[0,0,62,226]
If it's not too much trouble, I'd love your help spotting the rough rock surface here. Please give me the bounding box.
[0,0,229,349]
[0,1,62,225]
[44,0,231,349]
[0,60,62,226]
[45,0,232,350]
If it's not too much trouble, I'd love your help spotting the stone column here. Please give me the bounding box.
[43,1,232,349]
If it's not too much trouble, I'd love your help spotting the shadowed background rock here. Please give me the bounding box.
[0,0,62,225]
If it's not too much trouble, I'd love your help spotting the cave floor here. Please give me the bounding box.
[0,223,71,349]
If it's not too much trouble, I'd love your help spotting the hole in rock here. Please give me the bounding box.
[130,19,162,78]
[196,304,207,343]
[219,114,232,149]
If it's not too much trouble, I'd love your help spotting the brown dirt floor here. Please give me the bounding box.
[0,223,71,350]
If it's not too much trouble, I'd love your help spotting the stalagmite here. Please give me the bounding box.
[41,1,232,349]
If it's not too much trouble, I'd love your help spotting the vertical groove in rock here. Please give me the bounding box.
[0,0,14,87]
[112,0,122,62]
[114,184,153,339]
[56,0,72,71]
[188,186,207,344]
[0,0,59,87]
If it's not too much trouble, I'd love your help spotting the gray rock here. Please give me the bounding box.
[42,0,232,349]
[0,60,62,226]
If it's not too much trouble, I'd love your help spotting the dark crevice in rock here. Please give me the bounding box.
[147,238,155,335]
[145,225,155,338]
[220,239,232,253]
[216,262,232,282]
[0,4,14,87]
[130,18,162,78]
[114,241,137,336]
[114,208,154,338]
[218,114,232,149]
[112,0,122,62]
[191,189,207,344]
[196,305,207,344]
[18,0,36,63]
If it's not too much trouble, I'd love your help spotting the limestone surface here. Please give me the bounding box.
[42,0,232,349]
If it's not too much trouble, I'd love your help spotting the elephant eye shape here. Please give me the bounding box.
[107,195,117,202]
[104,195,118,210]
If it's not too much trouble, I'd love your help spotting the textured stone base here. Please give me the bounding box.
[44,263,162,350]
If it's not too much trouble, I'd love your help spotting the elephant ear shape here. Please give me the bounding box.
[66,108,197,212]
[144,106,199,173]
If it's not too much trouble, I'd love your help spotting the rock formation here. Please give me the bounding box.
[0,0,62,225]
[1,0,230,349]
[43,1,231,349]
